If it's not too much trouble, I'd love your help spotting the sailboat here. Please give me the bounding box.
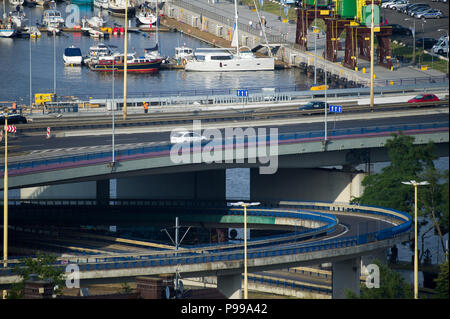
[184,0,274,72]
[143,0,162,71]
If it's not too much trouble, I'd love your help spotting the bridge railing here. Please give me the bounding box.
[1,120,448,176]
[0,201,411,280]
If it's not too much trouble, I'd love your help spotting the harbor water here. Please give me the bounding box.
[0,2,313,102]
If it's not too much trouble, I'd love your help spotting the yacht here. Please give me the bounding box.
[82,12,106,28]
[184,48,274,72]
[174,46,194,63]
[108,0,136,17]
[41,9,65,28]
[136,5,156,25]
[94,0,109,9]
[9,10,27,29]
[63,46,83,66]
[0,23,17,38]
[9,0,24,6]
[88,52,162,73]
[83,43,113,65]
[184,0,274,72]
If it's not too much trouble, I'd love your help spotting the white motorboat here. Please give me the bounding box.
[63,46,83,66]
[0,27,17,38]
[82,12,106,28]
[83,43,113,65]
[94,0,109,9]
[184,0,274,72]
[9,0,24,6]
[136,5,156,25]
[174,45,194,63]
[25,25,41,38]
[41,9,65,28]
[9,10,27,29]
[108,0,136,17]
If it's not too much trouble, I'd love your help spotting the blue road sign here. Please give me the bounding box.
[329,105,342,113]
[237,89,249,97]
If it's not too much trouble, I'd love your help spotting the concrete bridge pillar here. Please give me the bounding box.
[332,257,361,299]
[96,180,110,206]
[250,168,365,203]
[217,274,242,299]
[116,170,225,200]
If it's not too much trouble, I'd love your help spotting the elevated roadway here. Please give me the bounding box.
[0,201,411,298]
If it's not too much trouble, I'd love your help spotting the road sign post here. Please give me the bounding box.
[329,105,342,129]
[237,89,249,120]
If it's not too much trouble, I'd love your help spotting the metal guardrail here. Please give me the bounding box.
[0,201,412,293]
[1,120,448,174]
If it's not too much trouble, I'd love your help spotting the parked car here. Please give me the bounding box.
[432,38,449,55]
[390,0,409,10]
[170,131,207,144]
[0,114,27,125]
[403,3,429,14]
[414,8,443,19]
[415,37,438,50]
[408,4,431,16]
[381,0,399,8]
[407,94,439,103]
[389,23,412,36]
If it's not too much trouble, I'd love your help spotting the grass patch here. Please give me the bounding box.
[391,42,448,74]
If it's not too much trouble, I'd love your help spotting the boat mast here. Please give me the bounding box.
[3,0,6,20]
[252,0,272,57]
[123,0,128,120]
[156,0,159,53]
[234,0,239,57]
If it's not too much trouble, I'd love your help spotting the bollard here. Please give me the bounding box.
[46,127,51,139]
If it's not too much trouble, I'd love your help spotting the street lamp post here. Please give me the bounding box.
[402,180,429,299]
[405,18,416,65]
[123,0,128,120]
[2,108,9,299]
[314,0,317,84]
[370,0,375,108]
[230,201,260,299]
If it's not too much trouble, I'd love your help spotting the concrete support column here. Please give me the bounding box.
[217,274,242,299]
[332,257,361,299]
[250,168,365,203]
[96,180,110,206]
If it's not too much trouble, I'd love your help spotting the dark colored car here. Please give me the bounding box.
[388,24,412,36]
[407,94,439,103]
[415,37,438,50]
[402,3,428,14]
[299,101,329,113]
[0,114,27,125]
[405,4,430,15]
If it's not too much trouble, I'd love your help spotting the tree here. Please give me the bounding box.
[8,252,66,299]
[434,261,449,299]
[346,260,413,299]
[354,133,437,215]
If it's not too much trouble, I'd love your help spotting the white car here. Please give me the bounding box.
[390,0,409,10]
[381,0,399,8]
[170,131,207,144]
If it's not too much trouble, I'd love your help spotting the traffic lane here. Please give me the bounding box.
[381,0,448,45]
[336,214,396,237]
[8,113,448,153]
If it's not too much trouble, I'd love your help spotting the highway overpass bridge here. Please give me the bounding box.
[0,201,411,299]
[1,107,448,204]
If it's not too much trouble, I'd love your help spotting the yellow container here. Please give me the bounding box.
[101,27,108,32]
[421,65,428,71]
[310,85,329,91]
[108,28,112,33]
[34,93,54,105]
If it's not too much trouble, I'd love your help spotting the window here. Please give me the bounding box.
[195,55,206,61]
[211,55,233,60]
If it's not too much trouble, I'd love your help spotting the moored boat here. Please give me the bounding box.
[94,0,108,9]
[83,43,113,64]
[9,10,27,28]
[41,9,65,28]
[63,45,83,66]
[136,4,156,25]
[88,52,161,73]
[108,0,136,17]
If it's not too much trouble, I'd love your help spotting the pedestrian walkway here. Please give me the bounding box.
[173,0,448,83]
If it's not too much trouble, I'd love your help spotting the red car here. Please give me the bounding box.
[407,94,440,103]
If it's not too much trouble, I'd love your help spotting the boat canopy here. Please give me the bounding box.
[64,47,82,57]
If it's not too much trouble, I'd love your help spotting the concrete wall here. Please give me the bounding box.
[250,168,365,203]
[217,274,242,299]
[20,181,97,199]
[116,170,226,200]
